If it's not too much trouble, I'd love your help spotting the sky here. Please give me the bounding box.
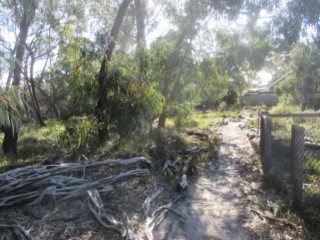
[0,0,274,88]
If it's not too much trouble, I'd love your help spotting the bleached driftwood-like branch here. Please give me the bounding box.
[0,157,151,207]
[87,189,136,240]
[143,187,165,217]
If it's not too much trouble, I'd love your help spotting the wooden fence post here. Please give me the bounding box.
[264,116,273,175]
[260,113,272,175]
[291,125,305,208]
[260,114,265,172]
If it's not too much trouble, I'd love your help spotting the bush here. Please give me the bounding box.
[59,117,98,152]
[269,104,302,114]
[170,102,193,129]
[105,68,164,137]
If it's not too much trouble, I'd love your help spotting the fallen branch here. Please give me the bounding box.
[87,190,135,239]
[143,187,165,217]
[0,157,152,189]
[0,169,150,207]
[251,207,300,230]
[0,223,33,240]
[179,147,202,190]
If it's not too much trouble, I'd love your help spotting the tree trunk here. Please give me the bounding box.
[158,32,187,128]
[304,76,314,110]
[158,109,167,128]
[25,49,46,127]
[95,0,133,140]
[1,126,18,155]
[12,1,37,87]
[4,1,37,155]
[37,85,61,118]
[134,0,147,79]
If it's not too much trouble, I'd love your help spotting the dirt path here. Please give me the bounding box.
[154,121,260,240]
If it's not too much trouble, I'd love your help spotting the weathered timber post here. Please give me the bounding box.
[291,125,305,208]
[264,116,273,174]
[260,113,273,175]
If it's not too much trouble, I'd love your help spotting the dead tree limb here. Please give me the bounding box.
[143,187,165,217]
[0,223,33,240]
[0,157,152,195]
[87,190,136,239]
[0,169,150,207]
[0,166,150,207]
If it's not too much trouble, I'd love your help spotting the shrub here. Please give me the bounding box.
[170,102,193,129]
[105,68,164,137]
[59,117,98,152]
[269,104,301,114]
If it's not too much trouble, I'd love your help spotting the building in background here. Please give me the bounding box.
[241,72,291,107]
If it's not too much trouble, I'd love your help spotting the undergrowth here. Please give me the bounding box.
[0,112,221,172]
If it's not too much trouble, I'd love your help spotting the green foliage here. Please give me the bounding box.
[59,117,98,152]
[269,0,320,48]
[275,45,320,110]
[170,102,193,129]
[50,36,99,117]
[0,88,26,134]
[304,156,320,181]
[301,206,320,239]
[105,67,164,137]
[150,128,188,168]
[191,111,239,127]
[17,121,65,159]
[197,58,229,107]
[223,89,239,105]
[269,104,302,114]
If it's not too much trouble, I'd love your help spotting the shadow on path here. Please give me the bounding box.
[154,122,259,240]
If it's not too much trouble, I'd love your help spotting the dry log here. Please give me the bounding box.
[87,190,135,240]
[0,157,152,207]
[143,187,165,217]
[0,157,151,193]
[0,169,150,207]
[0,156,151,182]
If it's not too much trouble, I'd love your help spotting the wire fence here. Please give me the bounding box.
[260,113,320,210]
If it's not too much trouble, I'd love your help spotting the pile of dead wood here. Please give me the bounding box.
[0,144,205,239]
[0,157,151,239]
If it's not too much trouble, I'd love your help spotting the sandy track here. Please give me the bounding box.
[154,121,259,240]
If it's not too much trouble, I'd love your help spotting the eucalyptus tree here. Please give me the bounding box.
[269,0,320,50]
[258,0,320,110]
[95,0,133,140]
[134,0,147,80]
[155,0,269,127]
[0,0,38,154]
[275,44,320,110]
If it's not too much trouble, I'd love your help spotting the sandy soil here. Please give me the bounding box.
[151,121,263,240]
[2,120,299,240]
